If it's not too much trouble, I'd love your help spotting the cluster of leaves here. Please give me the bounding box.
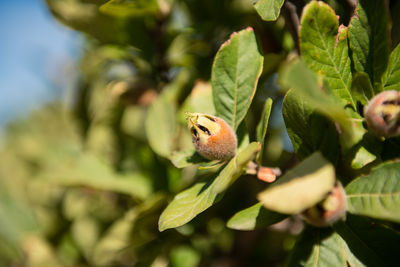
[1,0,400,266]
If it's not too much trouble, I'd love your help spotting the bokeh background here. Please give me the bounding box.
[3,0,400,266]
[0,0,78,128]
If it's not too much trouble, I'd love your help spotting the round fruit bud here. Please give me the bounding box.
[301,182,347,227]
[364,90,400,137]
[187,113,237,161]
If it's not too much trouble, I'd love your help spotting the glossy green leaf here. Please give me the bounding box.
[212,27,263,130]
[159,142,260,231]
[145,94,176,157]
[256,98,273,164]
[287,228,365,267]
[346,161,400,222]
[300,1,355,109]
[258,152,335,214]
[283,89,338,163]
[99,0,159,17]
[254,0,285,21]
[349,0,390,89]
[226,203,286,231]
[351,72,374,106]
[334,215,400,267]
[382,43,400,90]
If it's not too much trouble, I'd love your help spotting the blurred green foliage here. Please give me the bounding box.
[2,0,400,266]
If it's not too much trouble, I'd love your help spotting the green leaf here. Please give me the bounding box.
[382,43,400,91]
[283,89,338,163]
[258,152,335,214]
[349,0,391,90]
[351,72,374,106]
[300,1,355,109]
[287,228,365,267]
[145,94,176,157]
[99,0,159,17]
[256,98,273,164]
[334,215,400,267]
[346,161,400,223]
[212,27,263,130]
[254,0,285,21]
[226,203,286,231]
[279,60,361,150]
[159,142,260,231]
[170,150,210,168]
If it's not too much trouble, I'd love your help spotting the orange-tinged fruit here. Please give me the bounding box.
[364,90,400,137]
[187,113,237,160]
[301,182,347,227]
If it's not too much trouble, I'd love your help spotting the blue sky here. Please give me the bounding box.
[0,0,79,127]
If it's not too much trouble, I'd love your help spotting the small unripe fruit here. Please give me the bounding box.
[301,182,347,227]
[364,90,400,137]
[187,113,237,160]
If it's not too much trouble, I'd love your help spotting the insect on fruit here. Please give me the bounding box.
[187,113,237,161]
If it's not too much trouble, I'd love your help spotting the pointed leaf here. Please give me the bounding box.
[287,228,365,267]
[159,142,260,231]
[300,1,355,109]
[382,43,400,91]
[256,98,273,164]
[346,161,400,223]
[212,27,263,130]
[254,0,285,21]
[258,152,335,214]
[227,203,286,231]
[349,0,391,89]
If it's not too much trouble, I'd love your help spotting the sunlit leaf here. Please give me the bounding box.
[212,27,263,130]
[346,161,400,222]
[159,142,260,231]
[254,0,285,21]
[300,1,355,109]
[227,203,286,231]
[258,152,335,214]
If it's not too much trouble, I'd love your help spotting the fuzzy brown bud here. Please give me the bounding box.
[187,113,237,161]
[364,90,400,137]
[301,182,347,227]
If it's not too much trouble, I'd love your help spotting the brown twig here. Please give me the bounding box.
[281,1,301,54]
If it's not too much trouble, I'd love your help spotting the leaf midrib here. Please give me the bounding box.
[313,12,355,109]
